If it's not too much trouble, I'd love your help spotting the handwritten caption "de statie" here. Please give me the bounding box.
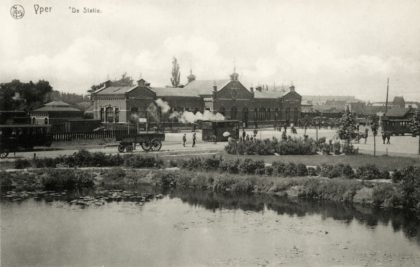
[31,5,101,15]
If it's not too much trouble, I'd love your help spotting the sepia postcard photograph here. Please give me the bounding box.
[1,0,420,266]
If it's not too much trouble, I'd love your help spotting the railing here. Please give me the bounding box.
[52,130,128,141]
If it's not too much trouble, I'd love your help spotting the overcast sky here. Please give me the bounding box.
[2,0,420,101]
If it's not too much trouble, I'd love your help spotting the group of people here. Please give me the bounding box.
[355,124,392,145]
[181,124,393,147]
[182,132,197,147]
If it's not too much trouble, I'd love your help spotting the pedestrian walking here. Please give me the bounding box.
[182,133,187,147]
[386,133,391,144]
[382,132,386,144]
[364,128,369,144]
[192,132,197,147]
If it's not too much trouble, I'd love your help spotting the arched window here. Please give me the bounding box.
[44,118,48,125]
[260,108,266,121]
[274,108,279,121]
[242,107,249,122]
[115,108,120,123]
[230,107,237,120]
[285,107,291,122]
[106,107,114,122]
[267,108,271,121]
[100,108,105,122]
[294,107,299,123]
[32,117,36,125]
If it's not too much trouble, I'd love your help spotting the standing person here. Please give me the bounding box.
[182,133,187,147]
[253,129,258,138]
[364,127,369,144]
[242,129,246,139]
[192,132,197,147]
[382,132,386,144]
[386,133,391,144]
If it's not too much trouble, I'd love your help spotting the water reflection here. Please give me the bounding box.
[169,190,420,246]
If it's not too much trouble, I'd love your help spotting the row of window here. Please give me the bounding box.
[99,107,120,123]
[219,107,299,121]
[98,106,299,123]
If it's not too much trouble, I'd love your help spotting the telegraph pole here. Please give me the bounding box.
[385,78,390,114]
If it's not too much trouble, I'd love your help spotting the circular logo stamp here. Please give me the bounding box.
[10,4,25,19]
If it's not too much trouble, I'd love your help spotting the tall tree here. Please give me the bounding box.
[337,106,357,146]
[0,79,53,111]
[170,57,181,87]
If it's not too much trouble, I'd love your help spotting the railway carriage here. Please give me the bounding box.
[0,124,53,158]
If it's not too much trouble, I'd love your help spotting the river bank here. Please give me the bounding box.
[1,166,419,219]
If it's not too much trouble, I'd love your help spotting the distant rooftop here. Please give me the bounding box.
[33,101,81,113]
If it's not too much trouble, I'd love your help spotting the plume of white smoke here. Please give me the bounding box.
[155,98,171,114]
[169,110,225,123]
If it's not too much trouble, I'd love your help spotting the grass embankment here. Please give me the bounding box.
[219,152,420,170]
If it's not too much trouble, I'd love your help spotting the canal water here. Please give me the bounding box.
[1,191,420,266]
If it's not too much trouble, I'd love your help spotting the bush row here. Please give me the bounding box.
[225,137,317,155]
[15,150,163,169]
[175,156,395,180]
[1,169,95,191]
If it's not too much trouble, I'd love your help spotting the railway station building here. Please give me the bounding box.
[90,71,302,127]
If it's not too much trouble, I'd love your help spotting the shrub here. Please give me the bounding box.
[328,164,345,178]
[152,171,178,188]
[399,166,420,211]
[284,163,298,176]
[296,163,308,176]
[202,156,223,171]
[319,164,334,177]
[307,167,318,176]
[239,159,265,174]
[41,169,94,190]
[180,157,203,170]
[101,168,126,184]
[333,141,341,155]
[264,166,274,176]
[225,137,316,155]
[391,169,403,183]
[0,171,13,189]
[219,159,240,174]
[300,178,362,202]
[15,159,31,169]
[356,164,381,180]
[372,184,402,208]
[123,155,163,168]
[380,170,390,180]
[342,143,358,155]
[272,161,286,176]
[342,164,355,178]
[169,159,178,167]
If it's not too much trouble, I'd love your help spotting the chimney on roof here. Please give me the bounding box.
[289,84,295,92]
[187,69,196,83]
[256,86,262,92]
[137,79,150,87]
[213,81,217,92]
[104,80,111,88]
[250,87,254,93]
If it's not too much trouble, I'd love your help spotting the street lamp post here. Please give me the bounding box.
[371,122,378,157]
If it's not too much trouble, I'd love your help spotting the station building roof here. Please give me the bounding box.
[32,101,82,113]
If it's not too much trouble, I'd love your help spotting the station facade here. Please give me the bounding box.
[91,71,302,127]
